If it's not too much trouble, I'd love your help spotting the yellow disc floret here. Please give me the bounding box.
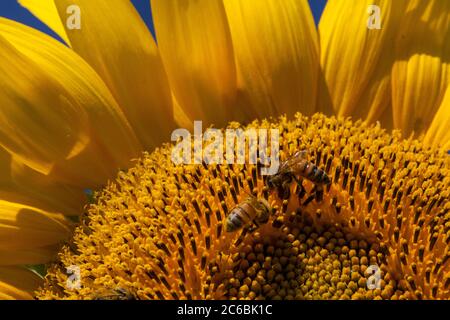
[36,113,450,300]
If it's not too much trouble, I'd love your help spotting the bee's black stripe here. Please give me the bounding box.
[238,206,253,222]
[230,213,244,227]
[302,161,308,172]
[230,206,252,228]
[317,168,325,182]
[307,165,317,180]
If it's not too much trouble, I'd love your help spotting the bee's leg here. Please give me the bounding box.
[292,176,305,199]
[296,183,306,204]
[246,221,261,234]
[234,228,248,246]
[292,176,303,188]
[315,184,324,202]
[279,179,292,200]
[276,186,284,199]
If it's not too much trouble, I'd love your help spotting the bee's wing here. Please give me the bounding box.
[293,150,308,159]
[279,150,308,173]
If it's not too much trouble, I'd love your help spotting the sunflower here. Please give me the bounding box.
[0,0,449,299]
[37,114,450,300]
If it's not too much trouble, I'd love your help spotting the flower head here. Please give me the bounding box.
[37,114,450,300]
[1,0,450,299]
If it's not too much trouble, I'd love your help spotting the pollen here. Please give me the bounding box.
[36,113,450,300]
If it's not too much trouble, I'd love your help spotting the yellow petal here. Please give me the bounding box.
[152,0,238,127]
[0,267,41,299]
[10,159,86,216]
[0,147,12,189]
[0,147,85,216]
[172,93,193,131]
[391,0,450,137]
[224,0,319,119]
[0,199,72,251]
[0,245,58,265]
[319,0,405,125]
[48,0,175,149]
[0,19,141,187]
[18,0,70,45]
[424,86,450,150]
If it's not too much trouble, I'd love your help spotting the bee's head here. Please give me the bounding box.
[267,174,279,188]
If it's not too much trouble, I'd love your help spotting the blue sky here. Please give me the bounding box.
[0,0,327,41]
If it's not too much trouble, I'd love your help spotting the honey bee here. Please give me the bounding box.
[225,196,271,233]
[267,150,331,199]
[93,287,136,300]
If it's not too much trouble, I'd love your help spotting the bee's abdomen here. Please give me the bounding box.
[322,171,332,185]
[226,206,251,232]
[312,167,331,185]
[226,214,243,231]
[303,163,318,180]
[304,164,330,185]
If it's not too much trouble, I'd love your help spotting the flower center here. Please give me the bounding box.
[215,218,402,300]
[36,114,450,300]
